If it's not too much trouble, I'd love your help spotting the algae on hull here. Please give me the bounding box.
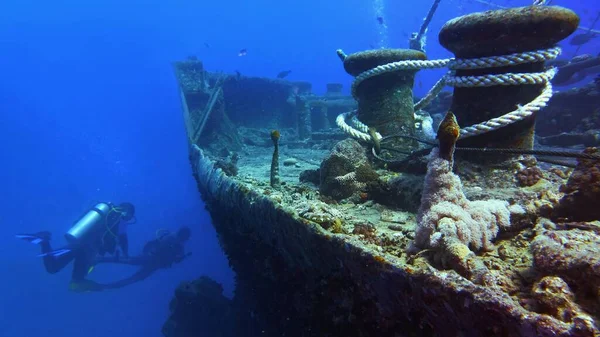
[177,135,599,336]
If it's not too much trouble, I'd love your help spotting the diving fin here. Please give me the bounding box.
[38,248,71,257]
[15,234,44,245]
[15,231,51,245]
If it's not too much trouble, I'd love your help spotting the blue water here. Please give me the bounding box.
[0,0,594,336]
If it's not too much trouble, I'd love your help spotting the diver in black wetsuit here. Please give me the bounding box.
[88,226,191,291]
[16,202,136,291]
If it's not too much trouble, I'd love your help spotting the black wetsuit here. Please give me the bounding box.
[94,234,188,289]
[40,241,95,282]
[41,209,129,282]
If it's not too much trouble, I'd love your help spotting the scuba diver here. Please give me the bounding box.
[83,226,192,291]
[15,202,136,291]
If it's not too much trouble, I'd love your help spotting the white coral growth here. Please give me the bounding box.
[334,171,367,190]
[412,148,512,252]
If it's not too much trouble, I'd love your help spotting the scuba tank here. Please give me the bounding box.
[65,202,114,245]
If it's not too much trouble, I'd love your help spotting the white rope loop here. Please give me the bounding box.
[336,111,382,142]
[447,47,560,70]
[455,67,556,138]
[460,80,554,137]
[351,59,450,98]
[339,46,560,142]
[445,68,556,88]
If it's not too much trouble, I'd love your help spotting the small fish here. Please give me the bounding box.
[204,42,210,48]
[235,70,241,79]
[570,33,597,46]
[238,48,247,57]
[571,54,593,63]
[276,70,292,79]
[376,16,384,25]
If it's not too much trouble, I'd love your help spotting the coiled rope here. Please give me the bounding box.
[336,46,561,142]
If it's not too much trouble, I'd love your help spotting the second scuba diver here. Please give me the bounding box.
[16,201,136,291]
[81,226,192,292]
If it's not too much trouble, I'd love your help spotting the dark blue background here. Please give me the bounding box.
[0,0,594,336]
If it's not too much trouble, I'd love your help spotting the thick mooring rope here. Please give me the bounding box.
[336,112,381,142]
[337,46,560,142]
[350,59,450,98]
[459,72,555,137]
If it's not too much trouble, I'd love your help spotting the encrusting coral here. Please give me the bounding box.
[410,112,517,284]
[270,130,281,189]
[412,148,512,252]
[517,166,543,187]
[411,112,513,252]
[554,147,600,221]
[319,139,378,200]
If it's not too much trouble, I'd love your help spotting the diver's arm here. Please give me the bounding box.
[171,243,190,264]
[174,252,192,264]
[99,266,157,290]
[94,255,149,266]
[76,266,157,292]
